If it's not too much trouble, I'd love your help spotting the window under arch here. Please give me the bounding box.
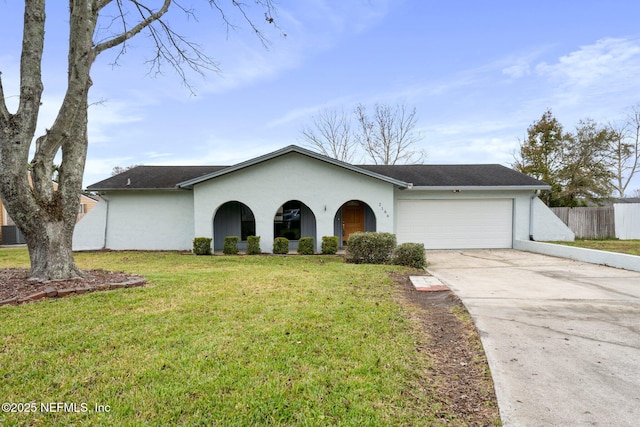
[274,200,316,242]
[213,201,256,250]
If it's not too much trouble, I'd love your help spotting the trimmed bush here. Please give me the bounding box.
[273,237,290,254]
[392,243,426,268]
[223,236,239,255]
[321,236,339,255]
[345,232,396,264]
[193,237,212,256]
[247,235,261,255]
[297,237,315,255]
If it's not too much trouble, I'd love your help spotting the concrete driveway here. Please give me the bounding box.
[426,249,640,427]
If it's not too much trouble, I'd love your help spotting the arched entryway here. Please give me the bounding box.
[334,200,376,247]
[213,201,256,251]
[273,200,316,250]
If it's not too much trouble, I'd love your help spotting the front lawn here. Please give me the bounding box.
[0,249,461,426]
[552,239,640,256]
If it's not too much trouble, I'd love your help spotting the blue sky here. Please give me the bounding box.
[2,1,640,193]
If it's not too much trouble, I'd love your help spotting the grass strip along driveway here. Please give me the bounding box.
[552,239,640,256]
[0,249,498,426]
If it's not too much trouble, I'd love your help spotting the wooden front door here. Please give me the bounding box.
[342,202,365,245]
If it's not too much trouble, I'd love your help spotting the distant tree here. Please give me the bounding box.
[557,119,615,206]
[0,1,278,280]
[514,111,615,206]
[112,165,143,176]
[354,102,425,165]
[607,105,640,197]
[300,108,357,163]
[630,188,640,198]
[513,109,565,205]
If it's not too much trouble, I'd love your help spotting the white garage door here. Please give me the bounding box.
[397,199,513,249]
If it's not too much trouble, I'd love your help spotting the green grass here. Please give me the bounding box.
[0,249,445,426]
[551,239,640,256]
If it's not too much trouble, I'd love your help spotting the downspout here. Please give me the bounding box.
[101,193,109,250]
[529,190,539,241]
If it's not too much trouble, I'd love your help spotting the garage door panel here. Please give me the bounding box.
[397,199,513,249]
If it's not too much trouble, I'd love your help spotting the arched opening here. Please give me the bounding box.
[273,200,316,250]
[213,201,256,251]
[334,200,376,247]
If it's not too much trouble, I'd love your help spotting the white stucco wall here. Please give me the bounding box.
[531,197,575,241]
[192,152,397,253]
[394,188,537,245]
[73,198,108,251]
[100,191,194,250]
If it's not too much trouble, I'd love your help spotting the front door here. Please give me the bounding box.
[342,202,365,245]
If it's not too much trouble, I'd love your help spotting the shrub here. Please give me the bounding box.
[321,236,339,255]
[273,237,289,254]
[223,236,239,255]
[193,237,212,256]
[297,237,315,255]
[392,243,426,268]
[247,235,261,255]
[345,232,396,264]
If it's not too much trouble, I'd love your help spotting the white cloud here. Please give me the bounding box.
[503,62,531,79]
[534,36,640,114]
[196,1,392,95]
[88,100,145,144]
[536,37,640,87]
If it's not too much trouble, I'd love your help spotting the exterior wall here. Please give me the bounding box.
[394,188,536,245]
[73,198,109,250]
[515,240,640,272]
[193,153,396,253]
[78,194,99,222]
[86,191,194,251]
[531,197,575,241]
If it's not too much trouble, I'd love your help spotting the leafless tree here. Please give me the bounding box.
[608,105,640,197]
[354,102,425,165]
[300,108,357,163]
[0,0,278,280]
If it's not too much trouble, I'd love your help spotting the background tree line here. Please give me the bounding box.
[514,107,640,206]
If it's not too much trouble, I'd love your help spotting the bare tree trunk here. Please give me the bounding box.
[1,1,278,280]
[0,0,92,280]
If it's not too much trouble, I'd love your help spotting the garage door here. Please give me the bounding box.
[397,199,513,249]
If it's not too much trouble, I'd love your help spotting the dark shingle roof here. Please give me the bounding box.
[88,163,547,190]
[87,166,228,190]
[357,164,547,187]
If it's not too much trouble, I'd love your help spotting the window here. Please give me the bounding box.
[240,204,256,240]
[274,201,301,240]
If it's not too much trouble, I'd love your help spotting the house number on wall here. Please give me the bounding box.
[379,202,389,218]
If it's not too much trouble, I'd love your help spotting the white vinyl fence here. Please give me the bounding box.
[614,203,640,239]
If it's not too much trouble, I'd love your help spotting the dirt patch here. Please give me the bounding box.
[393,272,501,426]
[0,269,146,305]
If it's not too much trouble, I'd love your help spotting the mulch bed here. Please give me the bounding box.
[393,273,501,426]
[0,269,146,306]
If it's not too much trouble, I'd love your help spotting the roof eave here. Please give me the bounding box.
[406,185,551,191]
[86,187,189,192]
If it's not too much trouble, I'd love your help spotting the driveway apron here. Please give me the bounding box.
[426,249,640,427]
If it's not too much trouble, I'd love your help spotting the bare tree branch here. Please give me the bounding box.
[94,0,172,54]
[607,105,640,197]
[354,102,424,165]
[301,108,357,163]
[0,72,10,122]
